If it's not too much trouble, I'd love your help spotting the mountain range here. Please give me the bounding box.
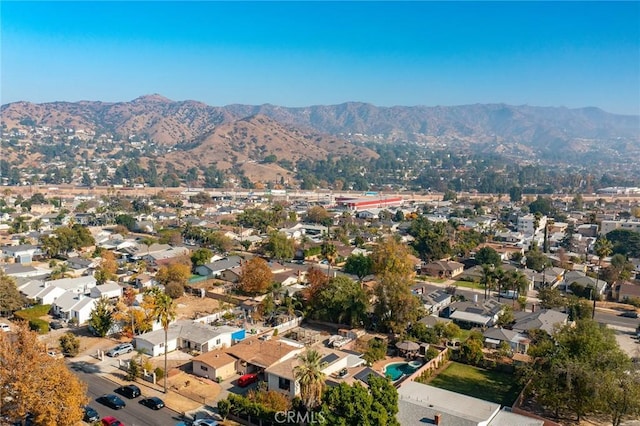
[2,95,639,170]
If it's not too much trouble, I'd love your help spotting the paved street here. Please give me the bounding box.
[74,368,184,426]
[594,310,640,331]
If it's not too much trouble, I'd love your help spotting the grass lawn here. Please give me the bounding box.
[428,362,522,406]
[453,280,484,290]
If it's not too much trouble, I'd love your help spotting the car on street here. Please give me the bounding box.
[192,419,218,426]
[237,373,259,387]
[106,343,134,357]
[0,323,11,332]
[83,406,100,423]
[115,384,141,399]
[101,416,124,426]
[139,396,165,410]
[619,311,639,318]
[97,394,126,410]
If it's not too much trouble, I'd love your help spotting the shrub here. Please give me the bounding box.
[164,281,184,299]
[126,360,141,381]
[59,332,80,356]
[425,346,440,361]
[218,399,231,420]
[28,318,49,334]
[154,367,164,380]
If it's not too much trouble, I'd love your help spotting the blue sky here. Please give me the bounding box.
[2,1,639,114]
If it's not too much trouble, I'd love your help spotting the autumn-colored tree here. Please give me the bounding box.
[239,257,273,295]
[370,236,416,281]
[306,205,331,225]
[155,262,191,292]
[302,266,329,302]
[0,325,88,425]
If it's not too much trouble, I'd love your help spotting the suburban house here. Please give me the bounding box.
[421,260,464,278]
[89,282,123,300]
[475,243,524,261]
[195,256,243,277]
[144,246,190,267]
[265,348,365,399]
[1,263,49,279]
[563,270,607,296]
[18,275,97,304]
[411,285,452,315]
[512,309,569,335]
[51,293,98,324]
[1,244,43,263]
[612,281,640,303]
[66,256,100,273]
[224,338,303,376]
[397,381,543,426]
[192,351,239,381]
[483,328,530,354]
[441,299,505,328]
[134,321,244,357]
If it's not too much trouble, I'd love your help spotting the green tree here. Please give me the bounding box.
[343,254,374,281]
[190,248,213,267]
[126,358,141,381]
[460,337,484,366]
[524,319,631,422]
[0,271,25,316]
[263,231,295,262]
[509,186,522,202]
[88,296,114,338]
[321,376,400,426]
[475,246,501,267]
[525,247,550,272]
[363,338,387,365]
[497,305,515,326]
[538,287,566,310]
[115,214,136,231]
[605,229,640,258]
[148,287,177,393]
[408,216,452,262]
[293,349,327,411]
[309,276,369,327]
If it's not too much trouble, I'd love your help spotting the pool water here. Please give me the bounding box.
[384,362,421,381]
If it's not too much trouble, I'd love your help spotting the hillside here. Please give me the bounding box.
[2,95,639,160]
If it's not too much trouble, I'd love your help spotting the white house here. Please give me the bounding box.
[265,348,364,399]
[134,321,243,357]
[517,214,548,236]
[90,282,123,300]
[1,244,43,263]
[194,256,243,277]
[51,292,98,324]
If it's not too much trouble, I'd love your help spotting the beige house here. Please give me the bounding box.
[421,260,464,279]
[192,351,237,381]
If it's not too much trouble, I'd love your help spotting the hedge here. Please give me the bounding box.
[14,304,52,321]
[29,318,50,334]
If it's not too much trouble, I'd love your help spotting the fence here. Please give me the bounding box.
[117,359,157,384]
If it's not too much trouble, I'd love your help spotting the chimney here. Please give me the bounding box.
[434,414,441,425]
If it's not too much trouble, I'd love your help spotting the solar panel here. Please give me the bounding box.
[320,353,340,365]
[354,367,383,384]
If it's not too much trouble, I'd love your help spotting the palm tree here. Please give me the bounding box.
[150,288,177,393]
[481,264,495,300]
[294,349,328,411]
[506,270,529,307]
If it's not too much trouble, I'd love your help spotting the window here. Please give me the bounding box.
[200,365,208,372]
[216,338,221,345]
[278,377,290,391]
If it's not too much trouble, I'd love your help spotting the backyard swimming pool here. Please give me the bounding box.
[384,361,422,381]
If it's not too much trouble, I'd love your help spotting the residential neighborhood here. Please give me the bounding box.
[1,185,640,426]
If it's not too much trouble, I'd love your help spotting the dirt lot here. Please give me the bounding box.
[167,370,221,406]
[175,294,223,320]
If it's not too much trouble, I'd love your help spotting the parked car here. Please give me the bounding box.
[0,323,10,332]
[115,384,141,399]
[619,311,639,318]
[83,406,100,423]
[192,419,218,426]
[49,321,64,330]
[237,373,259,387]
[101,416,124,426]
[97,394,126,410]
[106,343,134,357]
[139,396,165,410]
